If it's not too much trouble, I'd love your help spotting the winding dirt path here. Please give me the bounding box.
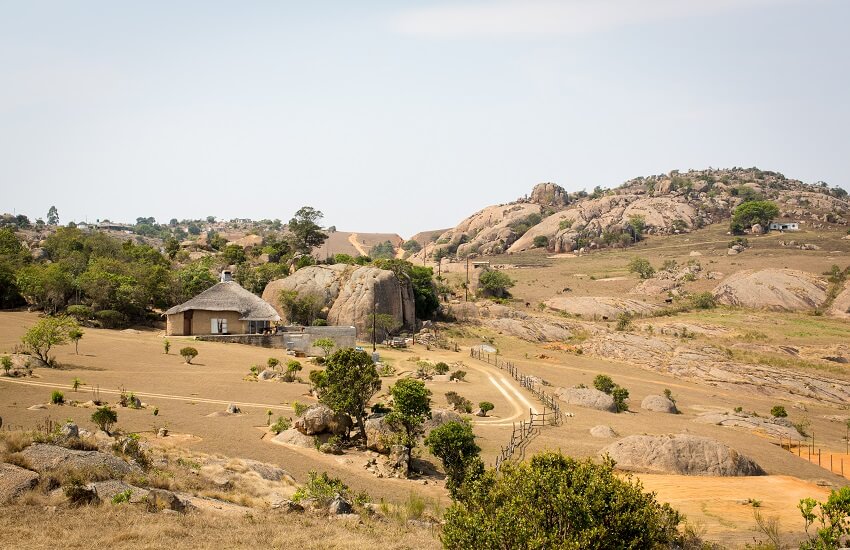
[464,355,540,426]
[347,233,369,256]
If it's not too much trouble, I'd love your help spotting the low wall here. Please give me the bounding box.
[195,326,357,356]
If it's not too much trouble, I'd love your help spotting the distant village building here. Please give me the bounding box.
[165,271,280,336]
[97,221,132,232]
[769,220,800,231]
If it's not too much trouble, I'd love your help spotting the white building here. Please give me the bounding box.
[769,221,800,231]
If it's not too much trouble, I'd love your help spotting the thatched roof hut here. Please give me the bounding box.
[165,281,280,336]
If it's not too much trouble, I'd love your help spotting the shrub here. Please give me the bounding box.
[66,304,93,321]
[593,375,615,394]
[663,388,676,404]
[51,390,65,405]
[450,370,467,382]
[112,489,133,504]
[292,470,351,507]
[292,401,308,417]
[425,420,482,499]
[163,339,170,354]
[270,416,291,434]
[799,486,850,549]
[434,362,450,375]
[446,391,473,413]
[615,312,633,331]
[478,269,515,298]
[628,257,655,279]
[612,386,630,412]
[442,453,680,548]
[179,347,198,364]
[532,235,549,248]
[478,401,494,416]
[771,405,788,418]
[267,357,281,370]
[95,309,127,329]
[690,292,716,309]
[91,405,118,433]
[1,355,11,376]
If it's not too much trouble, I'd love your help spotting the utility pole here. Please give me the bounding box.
[465,257,470,302]
[372,282,377,353]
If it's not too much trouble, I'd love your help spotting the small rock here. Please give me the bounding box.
[157,428,169,438]
[0,463,39,504]
[59,422,79,438]
[589,425,617,438]
[145,489,187,512]
[226,404,241,414]
[27,404,48,411]
[640,395,678,414]
[328,495,353,515]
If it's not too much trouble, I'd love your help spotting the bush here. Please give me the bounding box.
[690,292,716,309]
[434,362,450,375]
[593,374,615,394]
[771,405,788,418]
[532,235,549,249]
[442,452,680,548]
[478,401,494,416]
[292,401,308,417]
[270,416,291,434]
[425,420,481,499]
[450,370,467,382]
[51,390,65,405]
[91,405,118,433]
[446,391,473,413]
[628,257,655,279]
[180,347,198,364]
[94,309,127,329]
[66,304,93,321]
[799,486,850,549]
[478,269,515,298]
[612,386,630,412]
[292,470,351,507]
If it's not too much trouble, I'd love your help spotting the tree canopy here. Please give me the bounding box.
[731,200,779,234]
[318,348,381,438]
[288,206,328,254]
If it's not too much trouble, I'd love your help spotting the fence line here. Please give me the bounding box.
[469,348,565,425]
[493,408,560,470]
[777,434,849,480]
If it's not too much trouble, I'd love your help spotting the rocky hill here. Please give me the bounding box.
[412,168,850,259]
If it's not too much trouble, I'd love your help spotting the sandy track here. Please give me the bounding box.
[347,233,369,256]
[0,377,292,411]
[466,355,540,426]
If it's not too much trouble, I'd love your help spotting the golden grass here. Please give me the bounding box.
[0,504,442,550]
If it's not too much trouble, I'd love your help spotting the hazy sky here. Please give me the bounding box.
[2,1,848,237]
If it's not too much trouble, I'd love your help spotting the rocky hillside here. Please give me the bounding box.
[412,168,850,259]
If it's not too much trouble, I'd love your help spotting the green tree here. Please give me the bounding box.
[91,405,118,433]
[532,235,549,248]
[770,405,788,418]
[401,240,421,253]
[163,339,170,354]
[387,378,431,448]
[799,486,850,549]
[47,206,59,226]
[478,401,494,416]
[730,200,779,234]
[313,337,336,358]
[478,269,515,298]
[180,346,198,364]
[164,237,180,260]
[628,257,655,279]
[442,452,680,549]
[21,315,80,366]
[366,313,401,343]
[593,374,615,394]
[15,263,75,313]
[1,355,11,376]
[288,206,328,254]
[318,348,381,439]
[425,420,482,499]
[369,240,396,259]
[278,290,323,326]
[627,214,647,242]
[68,327,83,355]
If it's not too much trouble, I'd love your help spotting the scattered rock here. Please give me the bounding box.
[640,395,678,414]
[145,489,188,512]
[387,445,410,479]
[0,463,39,504]
[27,404,47,411]
[555,387,617,412]
[294,404,352,437]
[18,444,141,477]
[712,269,828,311]
[693,412,801,439]
[59,422,79,438]
[272,499,304,513]
[589,425,617,438]
[258,369,278,381]
[226,404,241,414]
[87,480,149,503]
[543,296,657,320]
[328,495,353,515]
[601,434,765,476]
[157,428,169,438]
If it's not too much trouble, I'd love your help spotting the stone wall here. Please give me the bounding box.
[194,326,356,356]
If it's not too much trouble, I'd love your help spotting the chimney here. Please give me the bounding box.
[221,270,233,282]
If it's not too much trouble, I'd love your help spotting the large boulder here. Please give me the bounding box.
[263,264,415,335]
[529,183,569,207]
[0,463,39,503]
[421,409,463,434]
[555,387,617,412]
[18,444,141,477]
[543,297,657,320]
[712,269,828,311]
[601,434,765,476]
[273,428,330,449]
[294,404,352,437]
[589,425,617,438]
[640,395,678,414]
[87,480,149,503]
[365,409,461,454]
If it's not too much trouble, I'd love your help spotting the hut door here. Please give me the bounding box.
[184,311,193,335]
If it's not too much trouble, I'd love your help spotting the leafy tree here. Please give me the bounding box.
[401,240,421,253]
[47,206,59,226]
[425,420,482,498]
[611,386,630,412]
[176,261,217,301]
[1,355,11,376]
[69,328,83,355]
[180,346,198,364]
[369,240,396,260]
[532,235,549,248]
[221,244,246,265]
[21,315,80,366]
[627,214,647,242]
[387,378,431,447]
[410,265,439,319]
[628,257,655,279]
[278,290,323,326]
[690,292,716,309]
[16,263,75,313]
[288,206,328,254]
[51,390,65,404]
[318,348,381,439]
[799,486,850,549]
[332,253,356,265]
[478,269,515,298]
[163,339,170,354]
[730,200,779,234]
[0,228,30,308]
[478,401,494,416]
[164,237,180,260]
[593,374,615,394]
[313,337,336,358]
[91,405,118,433]
[770,405,788,418]
[366,313,401,343]
[187,223,201,235]
[442,452,681,549]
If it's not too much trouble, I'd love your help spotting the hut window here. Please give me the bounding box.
[211,318,228,334]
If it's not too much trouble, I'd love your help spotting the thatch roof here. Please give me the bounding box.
[165,281,281,321]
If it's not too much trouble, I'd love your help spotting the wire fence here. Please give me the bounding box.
[493,408,560,470]
[777,434,850,480]
[469,348,565,425]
